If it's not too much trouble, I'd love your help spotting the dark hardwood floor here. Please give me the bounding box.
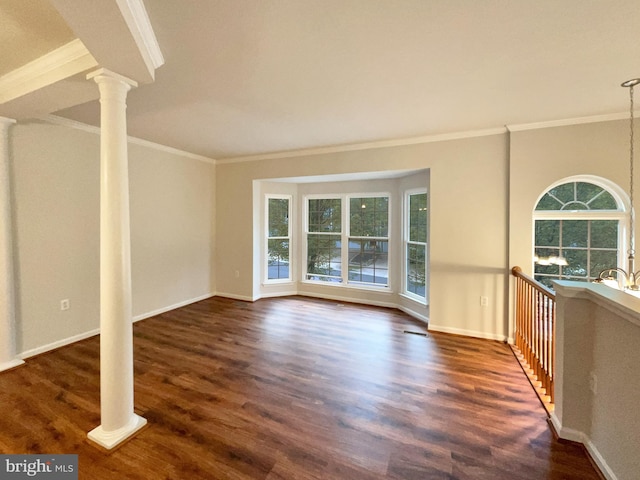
[0,296,600,479]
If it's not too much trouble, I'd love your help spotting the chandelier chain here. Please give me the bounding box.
[630,84,635,257]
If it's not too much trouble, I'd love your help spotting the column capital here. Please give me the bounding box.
[87,68,138,89]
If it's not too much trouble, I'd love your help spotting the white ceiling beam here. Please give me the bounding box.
[0,39,97,105]
[49,0,163,84]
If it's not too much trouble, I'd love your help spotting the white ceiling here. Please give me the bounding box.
[7,0,640,160]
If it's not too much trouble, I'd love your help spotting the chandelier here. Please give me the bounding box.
[595,78,640,290]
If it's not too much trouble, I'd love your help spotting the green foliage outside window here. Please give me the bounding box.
[267,198,290,280]
[534,181,621,289]
[348,197,389,285]
[407,193,427,298]
[307,199,342,281]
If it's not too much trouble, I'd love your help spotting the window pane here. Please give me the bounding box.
[407,243,426,297]
[576,182,618,210]
[267,239,290,279]
[563,249,588,278]
[535,220,560,247]
[562,220,588,248]
[535,193,563,211]
[588,191,618,210]
[548,183,575,204]
[350,196,389,237]
[590,250,618,278]
[591,220,618,248]
[536,181,620,211]
[563,201,589,210]
[534,248,560,275]
[306,234,341,279]
[576,182,603,204]
[535,275,557,289]
[308,199,341,233]
[348,239,388,285]
[409,193,427,243]
[268,198,289,237]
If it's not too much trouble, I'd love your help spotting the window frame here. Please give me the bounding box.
[347,195,390,287]
[403,189,428,304]
[532,177,628,287]
[264,194,293,284]
[303,193,391,289]
[304,195,344,283]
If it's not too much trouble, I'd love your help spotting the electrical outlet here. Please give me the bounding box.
[60,299,70,311]
[480,296,489,307]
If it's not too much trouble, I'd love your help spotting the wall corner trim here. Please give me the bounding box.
[133,293,216,323]
[427,323,508,342]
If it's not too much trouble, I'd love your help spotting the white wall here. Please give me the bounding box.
[12,120,100,354]
[10,119,215,357]
[554,282,640,480]
[217,133,509,340]
[129,142,215,318]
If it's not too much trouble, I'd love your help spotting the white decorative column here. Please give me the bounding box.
[86,69,146,450]
[0,117,24,373]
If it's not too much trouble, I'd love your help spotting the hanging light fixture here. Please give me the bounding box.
[595,78,640,290]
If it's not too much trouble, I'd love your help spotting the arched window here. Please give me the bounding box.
[533,177,628,289]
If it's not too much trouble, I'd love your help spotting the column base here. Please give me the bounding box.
[0,358,25,373]
[88,414,147,450]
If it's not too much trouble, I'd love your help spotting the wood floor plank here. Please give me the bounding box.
[0,296,601,479]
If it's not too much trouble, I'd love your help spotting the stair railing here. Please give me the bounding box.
[511,266,555,407]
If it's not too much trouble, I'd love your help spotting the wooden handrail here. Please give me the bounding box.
[511,266,555,408]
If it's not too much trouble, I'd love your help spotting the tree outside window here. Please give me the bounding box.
[405,192,427,299]
[306,198,342,282]
[534,181,624,289]
[348,197,389,286]
[267,196,291,281]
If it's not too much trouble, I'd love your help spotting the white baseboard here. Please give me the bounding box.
[427,323,508,342]
[214,292,256,302]
[550,413,586,443]
[550,413,618,480]
[20,328,100,360]
[19,293,216,360]
[585,438,618,480]
[0,358,25,372]
[133,292,216,322]
[297,291,397,310]
[256,290,299,300]
[397,305,429,324]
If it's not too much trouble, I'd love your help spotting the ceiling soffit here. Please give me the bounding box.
[0,0,163,120]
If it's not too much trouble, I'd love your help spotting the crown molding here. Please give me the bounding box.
[217,126,508,164]
[128,135,215,164]
[115,0,165,73]
[37,115,216,164]
[0,39,97,104]
[506,112,634,132]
